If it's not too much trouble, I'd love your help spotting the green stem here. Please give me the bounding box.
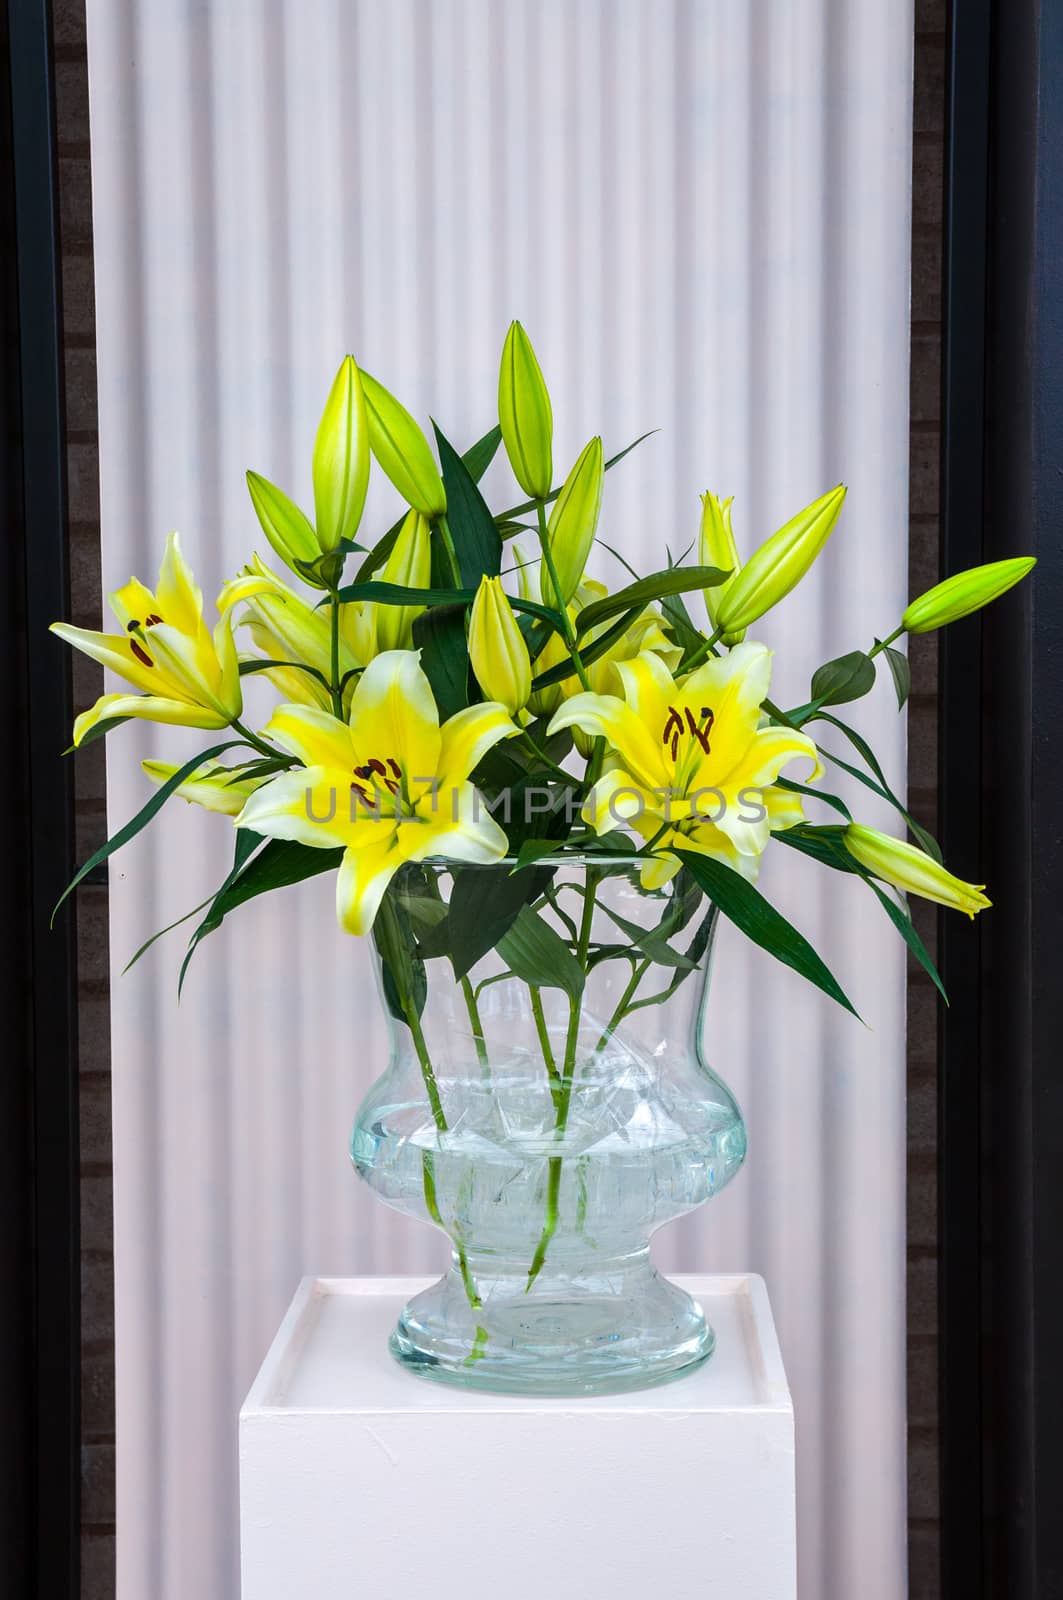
[460,976,490,1080]
[520,730,570,780]
[231,718,280,760]
[526,869,600,1290]
[682,626,724,673]
[377,901,481,1309]
[594,958,650,1053]
[328,588,344,718]
[867,624,904,660]
[529,986,563,1110]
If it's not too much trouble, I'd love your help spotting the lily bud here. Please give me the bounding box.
[377,509,431,651]
[142,759,265,817]
[543,436,604,608]
[902,556,1036,634]
[246,470,322,583]
[843,823,991,919]
[715,484,847,634]
[468,576,532,717]
[699,492,744,645]
[360,372,447,519]
[498,321,553,499]
[313,355,370,552]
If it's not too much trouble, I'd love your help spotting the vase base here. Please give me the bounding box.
[389,1259,715,1396]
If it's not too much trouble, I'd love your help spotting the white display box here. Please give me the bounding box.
[240,1274,795,1599]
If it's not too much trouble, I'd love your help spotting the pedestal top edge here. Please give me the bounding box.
[241,1273,792,1419]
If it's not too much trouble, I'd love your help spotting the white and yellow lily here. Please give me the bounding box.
[142,759,268,817]
[234,650,519,934]
[51,531,242,745]
[548,642,821,887]
[218,554,375,713]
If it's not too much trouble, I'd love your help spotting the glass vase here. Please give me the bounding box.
[351,855,746,1395]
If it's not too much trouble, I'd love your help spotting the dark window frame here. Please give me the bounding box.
[938,0,1063,1593]
[0,0,82,1594]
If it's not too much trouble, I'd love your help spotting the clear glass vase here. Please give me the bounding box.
[351,856,746,1395]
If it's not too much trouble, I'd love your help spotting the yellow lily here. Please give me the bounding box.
[142,759,267,817]
[218,555,373,713]
[313,355,371,552]
[360,373,447,519]
[498,321,553,499]
[902,556,1036,633]
[468,575,532,718]
[715,484,846,634]
[548,643,821,888]
[542,437,604,607]
[234,651,520,934]
[51,531,242,745]
[699,493,745,645]
[376,510,431,652]
[843,823,991,918]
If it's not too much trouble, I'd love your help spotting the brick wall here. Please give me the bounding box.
[908,2,945,1594]
[52,3,115,1596]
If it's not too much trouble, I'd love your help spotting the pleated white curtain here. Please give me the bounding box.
[85,2,913,1596]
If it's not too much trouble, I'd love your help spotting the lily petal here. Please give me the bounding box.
[155,531,205,636]
[348,651,441,782]
[437,702,519,788]
[234,765,357,849]
[265,704,356,771]
[72,692,229,745]
[336,838,404,936]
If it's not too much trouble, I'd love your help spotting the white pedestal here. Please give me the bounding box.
[240,1274,796,1600]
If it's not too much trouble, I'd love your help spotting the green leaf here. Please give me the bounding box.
[122,893,218,975]
[883,645,911,709]
[354,426,503,581]
[674,849,861,1019]
[574,566,730,636]
[496,906,586,999]
[775,777,852,821]
[374,894,428,1023]
[462,423,503,484]
[412,603,470,721]
[598,903,696,969]
[813,711,943,863]
[433,421,504,586]
[331,578,566,636]
[529,606,642,691]
[810,650,876,707]
[53,740,245,922]
[776,825,946,1001]
[238,657,330,689]
[865,878,947,1002]
[448,861,553,979]
[512,838,565,872]
[495,429,659,529]
[179,838,343,994]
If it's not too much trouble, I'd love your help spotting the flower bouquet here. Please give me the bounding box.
[53,324,1033,1393]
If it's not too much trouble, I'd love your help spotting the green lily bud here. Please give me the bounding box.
[360,372,447,519]
[715,484,847,634]
[377,509,431,651]
[542,437,604,608]
[313,355,370,553]
[498,321,553,499]
[699,492,744,645]
[468,575,532,717]
[843,823,991,920]
[246,471,323,584]
[902,556,1036,634]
